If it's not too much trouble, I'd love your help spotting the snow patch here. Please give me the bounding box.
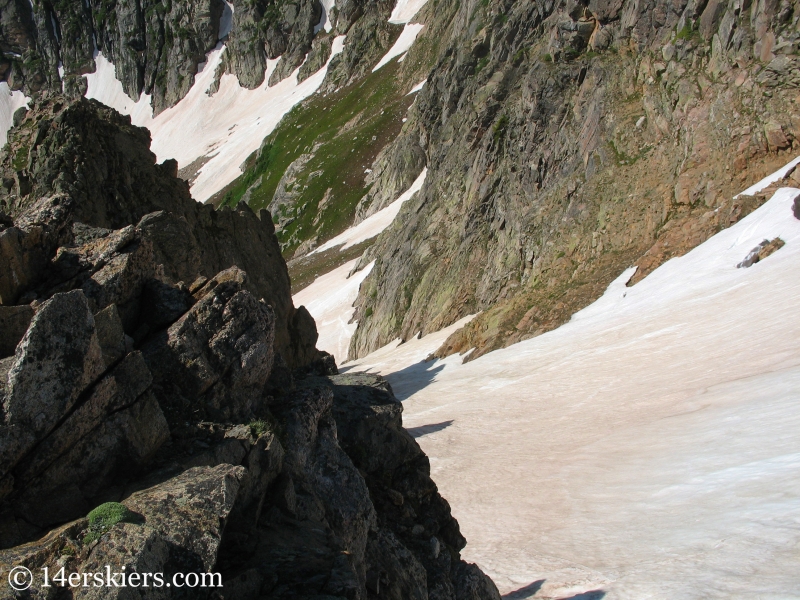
[407,78,427,94]
[315,0,335,34]
[293,260,374,363]
[312,167,427,254]
[218,0,234,39]
[389,0,429,24]
[0,82,31,147]
[85,37,347,203]
[372,23,425,72]
[735,155,800,198]
[84,52,154,125]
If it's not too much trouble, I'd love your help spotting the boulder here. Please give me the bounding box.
[142,273,276,423]
[0,291,103,478]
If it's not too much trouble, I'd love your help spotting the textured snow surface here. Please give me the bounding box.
[372,23,425,72]
[389,0,429,24]
[85,37,346,202]
[312,168,427,254]
[293,260,374,363]
[0,82,30,147]
[328,178,800,597]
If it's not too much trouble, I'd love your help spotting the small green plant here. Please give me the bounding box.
[493,115,509,143]
[249,419,271,437]
[365,306,374,318]
[82,502,142,546]
[541,53,553,63]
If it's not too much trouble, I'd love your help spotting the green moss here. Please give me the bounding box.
[12,144,29,171]
[82,502,142,545]
[541,53,553,63]
[493,114,509,143]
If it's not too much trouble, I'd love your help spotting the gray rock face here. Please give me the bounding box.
[348,0,800,361]
[142,272,277,423]
[0,98,318,368]
[0,0,224,112]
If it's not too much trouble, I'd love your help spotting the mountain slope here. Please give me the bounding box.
[346,0,800,361]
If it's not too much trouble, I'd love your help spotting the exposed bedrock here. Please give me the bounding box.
[348,0,800,361]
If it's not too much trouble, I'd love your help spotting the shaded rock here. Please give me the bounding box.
[0,305,33,358]
[142,274,276,423]
[0,290,103,477]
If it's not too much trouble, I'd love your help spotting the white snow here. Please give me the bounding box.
[85,37,346,202]
[389,0,430,24]
[735,154,800,198]
[315,0,335,34]
[0,82,30,147]
[292,260,374,362]
[312,167,427,254]
[303,162,800,598]
[218,0,234,39]
[84,52,154,126]
[407,78,427,94]
[372,23,425,72]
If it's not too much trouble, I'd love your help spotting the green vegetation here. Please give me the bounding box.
[249,419,271,437]
[541,53,552,63]
[493,114,509,143]
[83,502,142,545]
[12,145,29,172]
[219,61,414,256]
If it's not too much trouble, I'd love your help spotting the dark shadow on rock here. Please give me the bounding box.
[560,591,606,600]
[503,579,545,598]
[406,420,453,439]
[383,359,446,400]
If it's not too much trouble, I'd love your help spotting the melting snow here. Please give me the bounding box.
[407,78,427,94]
[312,168,427,254]
[0,82,30,147]
[300,157,800,598]
[315,0,335,34]
[85,37,346,202]
[389,0,430,24]
[372,23,425,72]
[293,260,374,362]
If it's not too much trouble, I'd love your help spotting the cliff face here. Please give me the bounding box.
[0,96,500,599]
[347,0,800,360]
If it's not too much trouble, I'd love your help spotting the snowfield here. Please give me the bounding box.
[298,160,800,598]
[0,82,30,147]
[85,37,346,203]
[293,260,374,362]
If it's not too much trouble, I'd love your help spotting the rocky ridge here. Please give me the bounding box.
[0,91,499,598]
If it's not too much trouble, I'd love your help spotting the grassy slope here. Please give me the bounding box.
[219,60,415,256]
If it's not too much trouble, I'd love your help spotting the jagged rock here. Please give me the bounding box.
[142,273,276,423]
[1,99,318,368]
[0,291,103,478]
[0,194,74,304]
[94,303,128,369]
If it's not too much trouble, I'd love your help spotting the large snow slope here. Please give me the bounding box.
[0,82,30,147]
[85,38,345,202]
[299,162,800,598]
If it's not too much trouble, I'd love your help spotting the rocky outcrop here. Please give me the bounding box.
[0,0,224,112]
[0,96,499,598]
[0,97,317,368]
[348,0,800,361]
